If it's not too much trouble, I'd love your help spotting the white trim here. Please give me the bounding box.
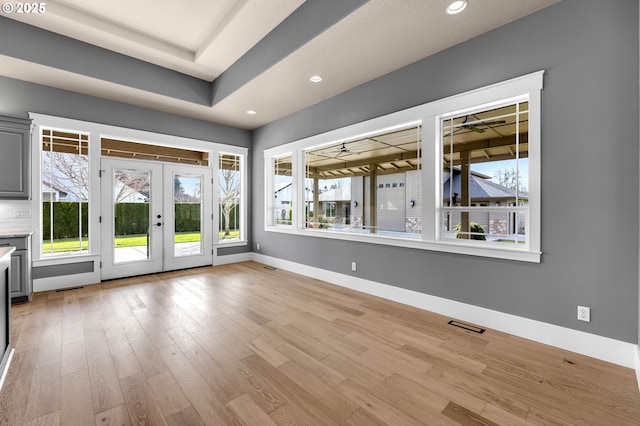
[263,71,544,263]
[29,113,249,275]
[251,253,637,368]
[215,240,248,248]
[635,346,640,392]
[265,226,541,263]
[0,349,14,393]
[29,113,248,155]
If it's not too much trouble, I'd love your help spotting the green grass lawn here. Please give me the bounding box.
[44,230,241,253]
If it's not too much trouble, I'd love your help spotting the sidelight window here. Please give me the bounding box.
[41,128,90,256]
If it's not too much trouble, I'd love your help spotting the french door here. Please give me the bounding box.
[100,158,212,280]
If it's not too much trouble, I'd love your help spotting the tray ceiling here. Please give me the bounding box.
[1,0,560,129]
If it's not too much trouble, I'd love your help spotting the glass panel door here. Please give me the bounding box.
[163,164,212,271]
[101,158,163,279]
[114,168,151,263]
[173,174,203,258]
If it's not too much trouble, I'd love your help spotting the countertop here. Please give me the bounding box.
[0,247,15,260]
[0,231,33,238]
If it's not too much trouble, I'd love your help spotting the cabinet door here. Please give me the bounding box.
[0,116,31,199]
[9,251,24,298]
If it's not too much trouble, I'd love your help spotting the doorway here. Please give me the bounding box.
[100,157,212,280]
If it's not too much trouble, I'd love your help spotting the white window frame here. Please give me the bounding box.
[31,116,101,265]
[31,113,249,268]
[265,152,296,227]
[214,150,248,247]
[264,71,543,262]
[434,95,532,249]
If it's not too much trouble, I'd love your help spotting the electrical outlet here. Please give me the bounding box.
[256,243,260,251]
[351,262,357,272]
[577,305,591,322]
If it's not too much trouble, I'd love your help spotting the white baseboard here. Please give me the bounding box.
[251,253,639,370]
[0,349,13,394]
[636,347,640,392]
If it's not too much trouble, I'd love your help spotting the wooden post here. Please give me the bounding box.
[369,164,377,234]
[313,173,319,228]
[460,150,470,239]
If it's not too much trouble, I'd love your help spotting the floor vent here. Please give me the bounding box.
[448,320,485,334]
[264,266,277,271]
[55,286,84,292]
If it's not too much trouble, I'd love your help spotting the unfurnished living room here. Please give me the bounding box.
[0,0,639,424]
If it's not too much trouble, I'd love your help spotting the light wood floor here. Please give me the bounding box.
[1,261,639,425]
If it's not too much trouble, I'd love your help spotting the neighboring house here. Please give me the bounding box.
[443,168,527,238]
[273,181,293,222]
[41,180,68,202]
[305,183,352,225]
[113,180,149,203]
[304,170,524,237]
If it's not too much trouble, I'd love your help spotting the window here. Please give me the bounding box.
[218,153,242,241]
[271,155,293,226]
[303,125,422,236]
[440,99,529,245]
[324,202,337,218]
[264,71,542,262]
[41,129,90,256]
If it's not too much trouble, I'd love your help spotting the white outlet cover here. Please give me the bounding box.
[578,305,591,322]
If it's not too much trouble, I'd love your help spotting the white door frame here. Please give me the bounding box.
[100,158,213,280]
[163,163,213,271]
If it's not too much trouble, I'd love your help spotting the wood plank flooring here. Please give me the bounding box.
[1,261,639,425]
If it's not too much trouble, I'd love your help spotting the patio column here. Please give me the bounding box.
[369,163,377,234]
[313,174,320,227]
[460,150,470,239]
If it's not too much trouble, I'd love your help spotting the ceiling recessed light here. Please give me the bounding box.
[446,0,467,15]
[246,110,257,115]
[309,75,323,83]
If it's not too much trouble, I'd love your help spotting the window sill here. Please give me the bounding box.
[264,226,541,263]
[34,254,100,267]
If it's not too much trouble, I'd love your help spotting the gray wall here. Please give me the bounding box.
[252,0,640,343]
[0,76,249,147]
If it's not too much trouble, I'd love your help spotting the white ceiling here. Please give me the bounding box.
[2,0,560,129]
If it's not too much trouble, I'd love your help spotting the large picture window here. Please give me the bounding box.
[264,71,542,262]
[41,128,90,256]
[303,125,422,237]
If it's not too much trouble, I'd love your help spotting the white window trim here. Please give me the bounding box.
[432,95,533,250]
[30,113,249,266]
[31,118,100,264]
[265,152,295,228]
[264,71,543,263]
[214,150,248,247]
